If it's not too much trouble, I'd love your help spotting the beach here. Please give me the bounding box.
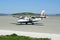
[0,16,60,34]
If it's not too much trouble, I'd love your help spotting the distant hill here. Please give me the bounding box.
[56,14,60,16]
[12,12,37,15]
[0,14,9,16]
[11,12,40,17]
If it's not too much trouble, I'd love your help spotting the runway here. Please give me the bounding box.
[0,16,60,34]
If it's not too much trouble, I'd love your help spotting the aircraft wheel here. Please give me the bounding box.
[26,22,28,24]
[32,23,34,25]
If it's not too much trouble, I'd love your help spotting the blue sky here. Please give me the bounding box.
[0,0,60,15]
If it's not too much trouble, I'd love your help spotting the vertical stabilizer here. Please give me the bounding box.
[40,10,46,18]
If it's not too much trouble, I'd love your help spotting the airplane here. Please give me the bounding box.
[16,10,46,25]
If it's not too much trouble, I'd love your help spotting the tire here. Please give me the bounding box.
[26,22,28,24]
[32,23,34,25]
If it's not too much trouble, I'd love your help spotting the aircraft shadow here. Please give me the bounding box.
[35,23,44,26]
[10,23,44,26]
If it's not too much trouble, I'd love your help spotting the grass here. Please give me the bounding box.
[0,34,50,40]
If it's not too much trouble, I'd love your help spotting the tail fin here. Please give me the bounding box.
[40,10,46,18]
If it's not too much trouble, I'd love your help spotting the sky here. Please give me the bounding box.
[0,0,60,15]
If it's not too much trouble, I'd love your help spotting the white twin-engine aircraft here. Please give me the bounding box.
[16,10,46,25]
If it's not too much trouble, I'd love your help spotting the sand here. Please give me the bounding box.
[0,30,60,40]
[0,16,60,34]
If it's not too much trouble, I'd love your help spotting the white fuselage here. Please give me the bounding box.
[17,16,41,24]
